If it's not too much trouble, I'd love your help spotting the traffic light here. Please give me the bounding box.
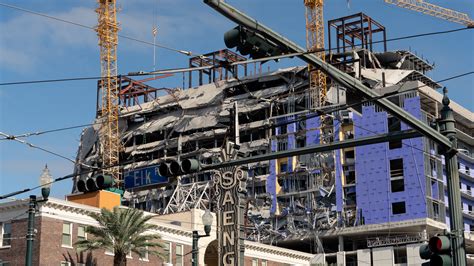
[158,159,200,178]
[77,174,115,193]
[224,26,288,60]
[419,234,452,265]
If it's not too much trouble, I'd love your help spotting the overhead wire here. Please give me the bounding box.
[0,71,469,177]
[0,27,471,86]
[0,2,192,55]
[0,131,95,168]
[0,121,103,140]
[0,158,133,200]
[270,71,474,129]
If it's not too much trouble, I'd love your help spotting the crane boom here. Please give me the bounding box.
[305,0,327,109]
[96,0,120,183]
[385,0,474,27]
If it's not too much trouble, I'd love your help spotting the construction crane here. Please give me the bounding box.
[96,0,120,183]
[385,0,474,28]
[304,0,329,254]
[304,0,327,110]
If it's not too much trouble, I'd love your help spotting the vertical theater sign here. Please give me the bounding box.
[214,167,247,265]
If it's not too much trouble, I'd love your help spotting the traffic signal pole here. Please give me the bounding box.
[439,88,466,266]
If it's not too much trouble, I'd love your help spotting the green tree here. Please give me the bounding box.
[75,207,164,266]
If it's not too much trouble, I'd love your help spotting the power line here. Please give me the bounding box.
[0,159,130,200]
[0,76,103,86]
[0,122,101,140]
[0,131,94,168]
[0,2,192,56]
[0,27,471,86]
[0,71,469,165]
[270,71,474,129]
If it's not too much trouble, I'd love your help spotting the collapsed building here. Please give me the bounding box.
[73,13,474,264]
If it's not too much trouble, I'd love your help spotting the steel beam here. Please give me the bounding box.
[201,130,422,171]
[203,0,453,151]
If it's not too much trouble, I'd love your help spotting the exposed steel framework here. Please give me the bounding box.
[385,0,474,27]
[328,13,387,54]
[96,0,120,182]
[304,0,327,109]
[188,49,248,88]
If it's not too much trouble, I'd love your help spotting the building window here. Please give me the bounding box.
[433,202,440,220]
[393,246,407,264]
[0,261,11,266]
[163,242,171,263]
[392,202,406,215]
[77,225,86,241]
[60,262,71,266]
[176,244,183,266]
[388,116,402,149]
[62,222,72,247]
[261,260,267,266]
[389,159,404,178]
[391,178,405,193]
[277,138,288,151]
[429,158,437,177]
[1,223,12,247]
[252,258,258,266]
[390,158,404,192]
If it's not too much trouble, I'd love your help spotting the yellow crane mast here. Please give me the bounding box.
[96,0,120,183]
[304,0,327,110]
[385,0,474,28]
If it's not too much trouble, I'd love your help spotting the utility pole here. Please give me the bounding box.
[438,87,466,266]
[25,195,36,266]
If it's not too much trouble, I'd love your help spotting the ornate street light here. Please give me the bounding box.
[192,209,213,266]
[26,164,52,266]
[202,209,213,235]
[39,164,52,200]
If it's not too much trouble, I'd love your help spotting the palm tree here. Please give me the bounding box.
[75,207,164,266]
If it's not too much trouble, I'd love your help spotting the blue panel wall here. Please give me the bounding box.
[306,117,320,145]
[355,96,427,224]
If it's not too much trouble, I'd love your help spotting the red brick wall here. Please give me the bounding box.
[0,218,40,265]
[0,216,192,266]
[0,216,296,266]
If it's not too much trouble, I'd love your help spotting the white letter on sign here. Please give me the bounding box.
[223,211,234,226]
[223,231,234,247]
[222,191,235,205]
[223,252,235,264]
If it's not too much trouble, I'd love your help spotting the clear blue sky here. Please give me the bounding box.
[0,0,472,201]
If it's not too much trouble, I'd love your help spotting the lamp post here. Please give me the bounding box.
[25,165,52,266]
[192,209,213,266]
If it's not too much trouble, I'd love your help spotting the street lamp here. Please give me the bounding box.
[26,165,52,266]
[192,209,213,266]
[39,164,52,200]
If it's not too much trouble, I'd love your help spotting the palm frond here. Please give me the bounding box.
[74,206,165,261]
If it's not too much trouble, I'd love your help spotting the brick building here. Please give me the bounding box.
[0,198,313,265]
